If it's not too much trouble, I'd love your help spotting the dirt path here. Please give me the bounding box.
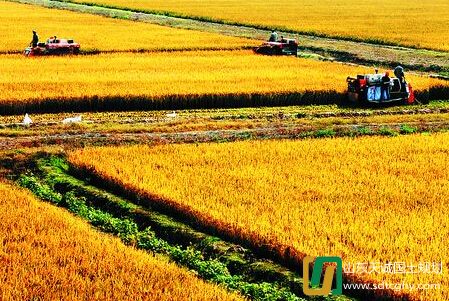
[9,0,449,75]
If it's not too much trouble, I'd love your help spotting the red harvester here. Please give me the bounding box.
[25,38,80,56]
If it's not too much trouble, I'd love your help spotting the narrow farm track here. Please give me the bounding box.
[7,0,449,76]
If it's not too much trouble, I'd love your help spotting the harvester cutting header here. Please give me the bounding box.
[346,66,415,104]
[25,30,80,56]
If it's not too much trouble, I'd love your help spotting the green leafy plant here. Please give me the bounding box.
[399,124,418,134]
[314,129,336,138]
[378,126,398,136]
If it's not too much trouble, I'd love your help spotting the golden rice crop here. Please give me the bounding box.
[0,1,253,53]
[68,0,449,51]
[0,50,445,113]
[0,181,243,301]
[69,133,449,300]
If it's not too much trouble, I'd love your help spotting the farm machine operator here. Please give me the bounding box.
[268,30,278,42]
[30,30,39,48]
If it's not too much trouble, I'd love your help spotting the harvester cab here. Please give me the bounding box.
[346,70,415,104]
[253,38,298,56]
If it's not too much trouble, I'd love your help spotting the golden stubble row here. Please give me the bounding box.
[0,51,444,106]
[0,182,243,301]
[67,0,449,51]
[69,134,449,300]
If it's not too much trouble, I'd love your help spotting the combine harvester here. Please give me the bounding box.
[25,37,80,56]
[346,67,416,105]
[253,38,298,56]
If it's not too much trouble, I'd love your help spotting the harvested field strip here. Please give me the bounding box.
[0,181,244,301]
[0,1,254,53]
[1,51,448,114]
[69,134,449,301]
[2,120,449,151]
[2,109,449,139]
[59,0,449,52]
[14,155,320,301]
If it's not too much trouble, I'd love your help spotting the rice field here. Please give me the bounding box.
[1,0,448,299]
[0,1,254,53]
[0,181,243,301]
[69,133,449,300]
[1,50,446,113]
[66,0,449,51]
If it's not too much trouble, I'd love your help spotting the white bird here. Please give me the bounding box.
[62,115,82,124]
[166,111,177,118]
[22,113,33,125]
